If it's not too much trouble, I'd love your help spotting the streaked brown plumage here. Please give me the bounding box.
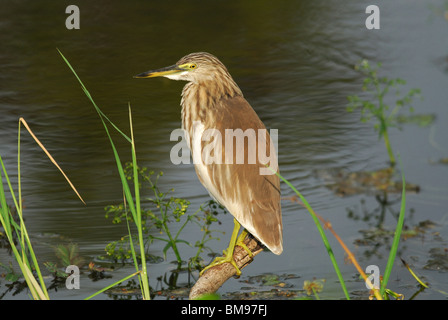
[135,52,282,274]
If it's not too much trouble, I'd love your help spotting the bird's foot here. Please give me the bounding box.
[199,232,253,277]
[199,248,242,276]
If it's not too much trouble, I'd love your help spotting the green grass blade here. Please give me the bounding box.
[129,104,151,300]
[2,151,50,299]
[84,270,142,300]
[125,211,140,271]
[59,49,151,300]
[0,164,12,238]
[271,168,350,300]
[381,157,406,296]
[59,50,137,221]
[400,258,428,289]
[0,160,49,299]
[57,48,132,144]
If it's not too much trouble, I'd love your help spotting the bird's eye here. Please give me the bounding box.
[190,64,197,69]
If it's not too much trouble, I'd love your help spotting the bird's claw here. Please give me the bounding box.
[236,238,253,259]
[199,252,242,277]
[199,240,253,277]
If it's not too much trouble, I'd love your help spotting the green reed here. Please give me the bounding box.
[58,49,151,300]
[0,117,80,300]
[0,114,89,299]
[270,168,350,300]
[0,115,143,300]
[0,155,48,299]
[380,157,406,297]
[271,160,407,300]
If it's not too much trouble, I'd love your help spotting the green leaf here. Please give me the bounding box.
[162,242,173,259]
[175,239,192,247]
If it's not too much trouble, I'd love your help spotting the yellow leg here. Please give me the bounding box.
[200,218,253,276]
[236,229,253,259]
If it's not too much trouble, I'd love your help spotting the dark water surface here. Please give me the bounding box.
[1,0,447,299]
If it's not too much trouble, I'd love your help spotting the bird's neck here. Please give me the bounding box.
[181,79,242,134]
[183,77,242,102]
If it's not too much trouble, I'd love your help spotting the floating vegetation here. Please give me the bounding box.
[318,167,419,197]
[355,220,437,247]
[243,273,299,288]
[223,289,302,300]
[424,247,448,271]
[221,273,303,300]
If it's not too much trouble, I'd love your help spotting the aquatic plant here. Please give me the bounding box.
[54,243,85,268]
[0,117,85,300]
[104,163,225,271]
[59,49,151,299]
[272,161,407,300]
[303,278,325,299]
[347,59,421,166]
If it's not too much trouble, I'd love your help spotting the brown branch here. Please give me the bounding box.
[189,235,264,300]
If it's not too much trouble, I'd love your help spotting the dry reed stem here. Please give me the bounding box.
[19,117,85,204]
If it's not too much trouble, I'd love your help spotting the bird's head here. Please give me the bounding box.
[134,52,232,84]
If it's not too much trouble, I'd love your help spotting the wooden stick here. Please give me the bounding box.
[189,235,264,300]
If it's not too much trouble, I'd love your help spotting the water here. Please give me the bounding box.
[1,0,447,299]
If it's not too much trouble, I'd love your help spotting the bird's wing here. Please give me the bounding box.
[193,95,283,254]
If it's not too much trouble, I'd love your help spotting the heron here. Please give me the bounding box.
[134,52,282,276]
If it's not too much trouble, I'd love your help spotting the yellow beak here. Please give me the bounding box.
[133,64,186,78]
